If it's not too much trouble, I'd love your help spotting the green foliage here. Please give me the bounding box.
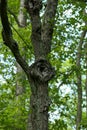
[49,119,67,130]
[80,112,87,129]
[0,82,30,129]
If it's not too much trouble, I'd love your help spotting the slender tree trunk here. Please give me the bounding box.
[76,70,82,130]
[76,66,82,130]
[85,73,87,130]
[85,41,87,130]
[84,10,87,130]
[16,62,25,97]
[15,62,26,130]
[76,8,87,129]
[18,0,26,27]
[76,31,86,130]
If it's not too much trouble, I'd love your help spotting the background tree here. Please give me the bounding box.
[76,25,86,130]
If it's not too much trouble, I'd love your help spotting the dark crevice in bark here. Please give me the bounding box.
[29,59,55,83]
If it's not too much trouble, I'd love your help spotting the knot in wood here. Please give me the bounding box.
[29,59,55,82]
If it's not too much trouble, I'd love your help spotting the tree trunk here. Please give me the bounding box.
[84,10,87,130]
[27,59,55,130]
[28,82,49,130]
[76,73,82,130]
[76,30,86,130]
[85,39,87,130]
[85,73,87,130]
[0,1,58,130]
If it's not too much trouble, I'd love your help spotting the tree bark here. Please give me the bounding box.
[84,29,87,130]
[27,59,55,130]
[1,0,58,130]
[28,82,49,130]
[18,0,26,27]
[84,10,87,130]
[76,30,86,130]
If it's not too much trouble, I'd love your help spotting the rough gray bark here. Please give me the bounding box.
[1,0,58,130]
[76,30,86,130]
[27,59,55,130]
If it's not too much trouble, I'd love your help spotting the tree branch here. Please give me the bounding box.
[8,0,27,27]
[25,0,58,59]
[42,0,58,56]
[0,0,29,76]
[10,23,31,49]
[25,0,44,60]
[76,30,86,67]
[8,9,21,27]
